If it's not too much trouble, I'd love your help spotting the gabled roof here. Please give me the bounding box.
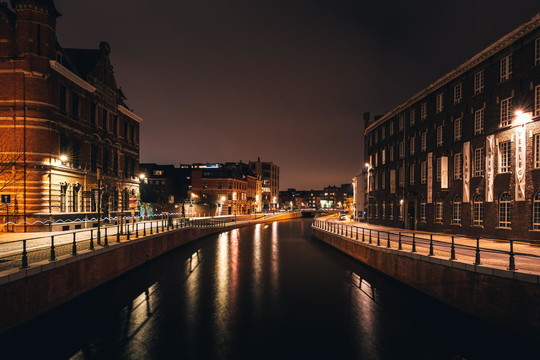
[63,48,101,79]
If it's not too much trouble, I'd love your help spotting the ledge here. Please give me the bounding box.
[49,60,97,93]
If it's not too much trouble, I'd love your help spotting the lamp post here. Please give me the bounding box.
[97,168,101,245]
[365,162,371,222]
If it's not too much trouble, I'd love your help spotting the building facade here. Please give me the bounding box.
[249,158,279,211]
[365,14,540,240]
[0,0,142,231]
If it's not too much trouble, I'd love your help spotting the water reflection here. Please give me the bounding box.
[253,224,262,311]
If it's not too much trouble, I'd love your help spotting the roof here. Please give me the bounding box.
[63,48,101,79]
[10,0,60,17]
[365,13,540,135]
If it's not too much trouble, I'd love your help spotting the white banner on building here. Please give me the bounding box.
[427,152,433,203]
[463,142,470,203]
[441,156,448,190]
[515,126,526,201]
[486,134,495,202]
[390,169,396,194]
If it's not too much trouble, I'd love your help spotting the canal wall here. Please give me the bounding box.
[312,227,540,337]
[0,212,301,334]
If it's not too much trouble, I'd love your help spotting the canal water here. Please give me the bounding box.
[0,219,535,359]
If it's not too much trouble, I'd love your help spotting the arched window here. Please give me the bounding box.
[452,196,462,225]
[473,194,484,226]
[533,192,540,230]
[420,198,427,222]
[435,197,443,223]
[60,183,67,212]
[499,192,512,228]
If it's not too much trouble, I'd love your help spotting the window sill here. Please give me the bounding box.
[495,226,512,230]
[528,229,540,232]
[451,223,462,226]
[471,225,484,228]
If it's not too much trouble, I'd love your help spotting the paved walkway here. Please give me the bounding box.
[320,217,540,274]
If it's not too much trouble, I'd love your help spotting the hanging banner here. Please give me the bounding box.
[441,156,448,189]
[427,152,433,203]
[390,169,396,194]
[463,142,470,203]
[515,126,526,201]
[486,135,495,202]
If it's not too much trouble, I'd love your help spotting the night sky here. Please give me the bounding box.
[52,0,538,190]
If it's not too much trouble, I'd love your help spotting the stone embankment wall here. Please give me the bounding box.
[0,212,300,334]
[312,227,540,336]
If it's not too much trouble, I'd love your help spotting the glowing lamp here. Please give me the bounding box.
[59,154,68,162]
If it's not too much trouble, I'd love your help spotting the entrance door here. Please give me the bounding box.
[407,201,416,230]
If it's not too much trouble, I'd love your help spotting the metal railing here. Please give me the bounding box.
[312,218,540,273]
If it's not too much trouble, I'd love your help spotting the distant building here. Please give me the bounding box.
[353,171,367,220]
[280,184,353,211]
[139,164,190,214]
[0,0,142,231]
[249,158,279,210]
[364,14,540,239]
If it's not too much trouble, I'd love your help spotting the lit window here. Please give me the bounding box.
[421,102,427,120]
[420,198,426,222]
[389,202,394,220]
[535,85,540,117]
[421,161,427,184]
[399,166,404,187]
[536,38,540,66]
[382,202,386,219]
[533,192,540,229]
[452,196,461,225]
[382,171,386,189]
[454,83,462,104]
[500,55,512,82]
[382,149,386,165]
[499,141,511,173]
[437,125,443,147]
[375,203,378,219]
[535,134,540,168]
[454,117,462,141]
[399,141,404,159]
[437,157,441,182]
[454,153,462,180]
[474,70,484,95]
[436,93,444,113]
[474,108,484,135]
[435,198,443,223]
[474,147,484,177]
[421,131,427,152]
[499,192,512,228]
[399,200,404,221]
[399,114,404,131]
[473,194,484,226]
[390,144,394,162]
[500,97,512,127]
[410,136,415,156]
[390,121,394,136]
[410,164,415,185]
[410,109,415,126]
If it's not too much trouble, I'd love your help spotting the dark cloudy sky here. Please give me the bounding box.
[53,0,538,190]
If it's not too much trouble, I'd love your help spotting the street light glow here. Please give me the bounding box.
[139,173,145,179]
[60,154,68,162]
[514,110,532,126]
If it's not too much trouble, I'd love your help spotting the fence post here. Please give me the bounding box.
[450,236,456,260]
[127,224,131,240]
[362,228,365,242]
[369,229,372,244]
[377,231,380,246]
[136,223,139,238]
[398,232,402,250]
[387,232,390,248]
[21,240,28,268]
[117,224,120,243]
[475,237,481,265]
[90,230,94,250]
[72,232,77,256]
[144,223,147,236]
[412,233,416,252]
[429,234,434,256]
[508,240,516,270]
[356,227,358,240]
[162,219,164,232]
[50,235,56,261]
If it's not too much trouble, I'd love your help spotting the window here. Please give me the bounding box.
[399,141,404,158]
[102,109,108,132]
[499,141,511,173]
[374,204,378,219]
[390,144,394,162]
[410,136,415,156]
[374,172,379,191]
[382,149,386,165]
[437,125,443,147]
[435,198,443,223]
[71,92,79,119]
[474,108,484,135]
[436,93,444,113]
[60,183,67,212]
[382,202,386,219]
[113,115,118,135]
[454,117,462,141]
[90,144,97,172]
[454,83,462,104]
[499,192,512,228]
[102,148,109,174]
[399,200,404,221]
[389,203,394,220]
[452,196,461,225]
[474,147,485,177]
[382,127,385,140]
[421,161,427,184]
[399,114,404,131]
[59,85,66,112]
[390,121,394,136]
[535,85,540,117]
[500,97,512,127]
[421,102,427,120]
[90,103,96,126]
[399,166,404,187]
[410,109,415,126]
[500,55,512,82]
[536,38,540,66]
[382,171,386,189]
[420,198,426,222]
[473,194,484,226]
[436,157,441,182]
[535,134,540,168]
[410,164,415,185]
[454,153,462,180]
[533,192,540,229]
[421,131,427,152]
[474,70,484,95]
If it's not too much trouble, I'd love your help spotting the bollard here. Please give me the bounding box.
[362,228,365,242]
[377,231,380,246]
[356,227,358,240]
[162,219,164,232]
[429,234,434,256]
[50,235,56,261]
[90,230,94,250]
[369,229,372,244]
[117,224,120,243]
[450,236,456,260]
[136,223,139,237]
[21,240,28,268]
[72,232,77,256]
[156,221,159,233]
[399,232,402,250]
[150,221,153,234]
[144,223,146,236]
[412,233,416,252]
[475,237,481,265]
[387,231,391,248]
[508,240,516,270]
[127,224,131,240]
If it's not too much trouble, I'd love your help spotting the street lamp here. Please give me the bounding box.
[60,154,68,163]
[365,162,371,221]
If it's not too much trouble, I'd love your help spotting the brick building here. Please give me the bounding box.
[0,0,142,231]
[364,14,540,239]
[249,158,279,211]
